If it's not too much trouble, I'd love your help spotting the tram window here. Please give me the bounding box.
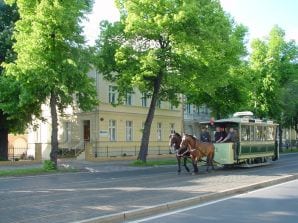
[255,126,263,141]
[266,126,275,141]
[250,126,254,141]
[241,125,250,141]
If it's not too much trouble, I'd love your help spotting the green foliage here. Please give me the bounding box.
[43,160,57,171]
[3,0,98,165]
[280,66,298,131]
[95,0,247,161]
[248,26,298,120]
[0,1,27,133]
[0,168,45,177]
[3,0,98,115]
[0,0,19,67]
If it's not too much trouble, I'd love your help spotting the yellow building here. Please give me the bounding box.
[29,70,182,160]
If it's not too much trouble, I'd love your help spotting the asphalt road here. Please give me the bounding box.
[130,179,298,223]
[0,154,298,223]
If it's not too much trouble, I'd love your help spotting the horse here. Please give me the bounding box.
[169,132,192,173]
[180,133,215,173]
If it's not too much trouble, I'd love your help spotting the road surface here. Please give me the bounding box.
[130,179,298,223]
[0,154,297,223]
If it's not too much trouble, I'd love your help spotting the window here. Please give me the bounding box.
[157,122,162,141]
[141,93,148,107]
[141,122,145,131]
[185,104,191,114]
[63,122,71,143]
[109,120,117,141]
[109,86,117,104]
[265,126,275,141]
[125,93,132,106]
[170,123,175,133]
[241,125,250,141]
[126,121,133,141]
[250,126,255,141]
[255,126,263,141]
[156,100,161,108]
[170,103,177,110]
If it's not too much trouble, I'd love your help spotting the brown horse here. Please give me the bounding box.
[180,134,215,173]
[169,132,192,173]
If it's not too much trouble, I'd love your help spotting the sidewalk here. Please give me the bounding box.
[58,159,144,173]
[0,159,144,172]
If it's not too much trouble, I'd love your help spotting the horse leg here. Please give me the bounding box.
[183,156,190,172]
[206,153,215,172]
[192,158,198,174]
[211,152,215,170]
[206,156,210,172]
[176,155,181,173]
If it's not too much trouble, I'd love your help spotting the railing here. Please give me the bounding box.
[8,147,34,161]
[89,141,171,158]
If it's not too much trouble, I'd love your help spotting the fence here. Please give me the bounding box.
[8,144,36,161]
[0,144,42,165]
[86,141,171,159]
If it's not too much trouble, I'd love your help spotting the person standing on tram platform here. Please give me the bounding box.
[200,126,211,142]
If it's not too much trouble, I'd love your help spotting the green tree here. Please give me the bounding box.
[184,20,248,119]
[0,0,20,160]
[95,0,247,162]
[188,63,250,119]
[248,26,298,120]
[248,26,298,149]
[3,0,98,167]
[281,64,298,134]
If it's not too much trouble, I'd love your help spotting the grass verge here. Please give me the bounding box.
[0,168,77,177]
[280,148,298,153]
[130,159,178,167]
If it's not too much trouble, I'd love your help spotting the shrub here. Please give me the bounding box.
[43,160,57,171]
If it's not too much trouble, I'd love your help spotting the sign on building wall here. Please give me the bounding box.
[99,130,109,137]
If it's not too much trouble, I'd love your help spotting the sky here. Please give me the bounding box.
[82,0,298,46]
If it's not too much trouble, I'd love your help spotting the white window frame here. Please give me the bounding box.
[125,93,132,106]
[157,122,162,141]
[170,123,175,133]
[141,93,147,107]
[126,121,133,141]
[109,86,117,104]
[109,120,117,141]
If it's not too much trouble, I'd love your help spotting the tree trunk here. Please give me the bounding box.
[138,74,163,162]
[49,92,58,168]
[0,111,8,160]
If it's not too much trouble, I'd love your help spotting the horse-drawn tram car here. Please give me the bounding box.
[201,111,279,167]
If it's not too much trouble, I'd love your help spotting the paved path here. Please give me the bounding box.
[0,154,297,223]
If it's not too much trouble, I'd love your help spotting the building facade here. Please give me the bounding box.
[183,102,211,137]
[28,70,183,159]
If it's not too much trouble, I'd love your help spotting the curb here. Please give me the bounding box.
[76,174,298,223]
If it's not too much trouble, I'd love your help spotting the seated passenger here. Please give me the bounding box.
[214,127,222,143]
[220,127,236,143]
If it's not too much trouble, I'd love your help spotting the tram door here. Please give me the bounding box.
[83,120,90,148]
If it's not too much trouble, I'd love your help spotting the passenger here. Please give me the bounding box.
[200,126,211,143]
[220,127,236,143]
[214,127,223,143]
[221,127,227,139]
[216,127,227,143]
